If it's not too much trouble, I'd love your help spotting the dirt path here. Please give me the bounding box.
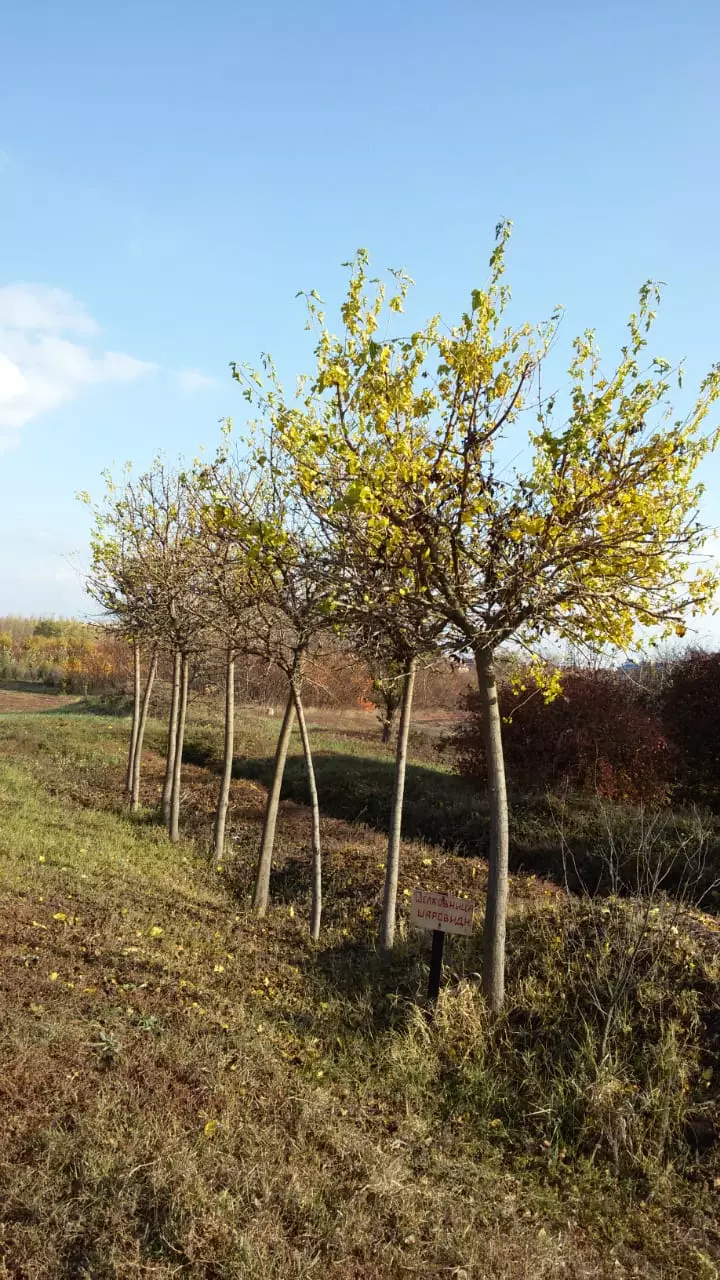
[0,688,83,714]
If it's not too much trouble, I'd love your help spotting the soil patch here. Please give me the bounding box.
[0,687,82,714]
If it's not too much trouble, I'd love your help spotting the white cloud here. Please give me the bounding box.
[0,284,98,334]
[0,352,27,403]
[176,368,217,392]
[0,283,158,445]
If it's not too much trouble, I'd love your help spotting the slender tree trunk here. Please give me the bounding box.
[169,653,189,843]
[161,649,181,825]
[475,648,509,1012]
[131,649,158,812]
[379,656,417,951]
[126,639,142,795]
[252,687,296,915]
[213,646,235,861]
[291,683,322,941]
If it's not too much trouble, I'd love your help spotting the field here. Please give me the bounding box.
[0,685,83,714]
[1,694,720,1278]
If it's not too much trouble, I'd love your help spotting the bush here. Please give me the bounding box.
[449,666,675,805]
[661,649,720,808]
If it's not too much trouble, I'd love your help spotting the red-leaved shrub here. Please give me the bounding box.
[450,668,675,805]
[660,649,720,807]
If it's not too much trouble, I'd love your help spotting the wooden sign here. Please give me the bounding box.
[409,888,475,937]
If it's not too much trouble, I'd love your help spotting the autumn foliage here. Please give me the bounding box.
[0,618,131,693]
[450,666,676,806]
[659,649,720,806]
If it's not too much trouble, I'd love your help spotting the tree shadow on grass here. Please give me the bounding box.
[185,740,490,851]
[185,739,586,883]
[288,912,564,1042]
[45,694,133,717]
[251,852,478,1035]
[184,739,720,900]
[305,936,429,1034]
[219,847,431,1033]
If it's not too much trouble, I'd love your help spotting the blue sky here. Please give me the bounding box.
[2,0,720,633]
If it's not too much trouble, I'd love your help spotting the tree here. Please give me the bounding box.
[83,459,206,835]
[271,230,720,1008]
[130,647,158,809]
[335,598,445,953]
[195,457,258,862]
[82,473,162,811]
[140,463,206,843]
[33,619,64,638]
[203,442,333,939]
[367,653,405,743]
[237,307,448,954]
[234,332,454,952]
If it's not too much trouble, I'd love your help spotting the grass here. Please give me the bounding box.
[0,706,719,1277]
[179,704,720,906]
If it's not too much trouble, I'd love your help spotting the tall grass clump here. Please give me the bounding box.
[382,813,720,1185]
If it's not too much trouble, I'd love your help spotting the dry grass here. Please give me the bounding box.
[0,709,718,1278]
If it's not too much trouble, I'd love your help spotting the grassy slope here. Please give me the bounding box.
[179,704,720,904]
[0,708,719,1278]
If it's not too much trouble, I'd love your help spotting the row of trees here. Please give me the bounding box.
[85,225,720,1009]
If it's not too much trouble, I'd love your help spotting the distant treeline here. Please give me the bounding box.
[0,616,473,711]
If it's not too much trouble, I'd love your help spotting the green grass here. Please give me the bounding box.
[1,710,719,1277]
[178,706,720,906]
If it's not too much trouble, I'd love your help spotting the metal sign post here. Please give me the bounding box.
[427,928,445,1002]
[409,888,475,1004]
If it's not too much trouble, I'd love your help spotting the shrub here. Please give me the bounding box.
[449,666,675,805]
[661,649,720,808]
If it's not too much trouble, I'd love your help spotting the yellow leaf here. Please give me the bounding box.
[149,926,164,938]
[213,964,225,974]
[49,972,59,981]
[204,1119,219,1138]
[53,912,67,922]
